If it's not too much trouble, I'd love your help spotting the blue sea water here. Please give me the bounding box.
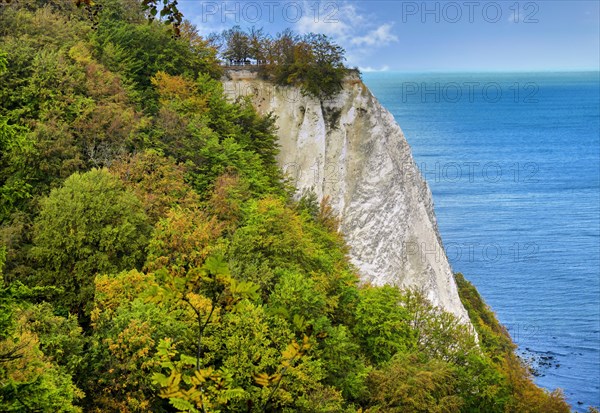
[362,71,600,411]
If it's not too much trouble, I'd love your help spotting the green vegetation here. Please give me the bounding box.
[0,1,584,411]
[31,169,151,322]
[214,26,349,99]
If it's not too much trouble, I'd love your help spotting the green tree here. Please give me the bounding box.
[318,324,369,401]
[148,71,281,197]
[92,16,220,108]
[266,30,346,98]
[221,26,250,64]
[149,254,262,411]
[228,197,312,296]
[0,50,6,74]
[31,169,151,321]
[247,26,268,64]
[401,289,477,365]
[0,117,35,222]
[353,286,413,365]
[0,280,83,412]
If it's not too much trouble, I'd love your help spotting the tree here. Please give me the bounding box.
[0,280,83,412]
[150,256,260,412]
[205,172,251,234]
[228,197,312,297]
[366,353,462,413]
[300,33,346,98]
[0,314,84,412]
[92,16,221,107]
[247,26,268,64]
[455,273,571,413]
[272,29,297,67]
[110,151,200,223]
[31,169,151,322]
[148,71,282,197]
[86,271,190,412]
[262,30,347,98]
[0,117,34,222]
[353,286,413,365]
[401,288,477,366]
[221,26,250,64]
[145,207,224,276]
[318,324,369,401]
[0,50,7,74]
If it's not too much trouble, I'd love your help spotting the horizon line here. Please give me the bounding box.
[360,68,600,74]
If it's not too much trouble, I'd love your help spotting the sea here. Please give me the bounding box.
[362,71,600,411]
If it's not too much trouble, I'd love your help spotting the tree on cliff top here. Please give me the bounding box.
[215,27,348,98]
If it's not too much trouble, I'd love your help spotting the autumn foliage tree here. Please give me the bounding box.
[110,151,200,223]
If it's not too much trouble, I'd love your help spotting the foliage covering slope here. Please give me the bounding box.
[0,1,579,412]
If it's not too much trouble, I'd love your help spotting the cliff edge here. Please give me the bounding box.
[222,70,470,322]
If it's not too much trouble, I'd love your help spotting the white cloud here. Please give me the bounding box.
[359,65,390,73]
[296,2,365,40]
[294,2,398,67]
[351,23,398,47]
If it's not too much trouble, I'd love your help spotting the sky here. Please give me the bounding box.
[178,0,600,72]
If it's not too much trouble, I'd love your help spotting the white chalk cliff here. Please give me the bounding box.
[223,69,470,323]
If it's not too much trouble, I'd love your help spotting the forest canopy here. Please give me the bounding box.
[0,1,580,412]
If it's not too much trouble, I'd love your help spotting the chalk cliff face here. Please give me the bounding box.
[222,70,469,322]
